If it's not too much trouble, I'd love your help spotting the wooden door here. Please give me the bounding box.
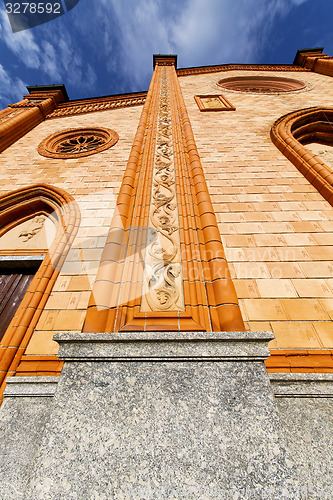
[0,273,34,340]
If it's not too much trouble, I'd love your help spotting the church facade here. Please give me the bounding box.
[0,48,332,498]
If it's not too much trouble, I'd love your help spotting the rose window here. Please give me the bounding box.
[217,76,306,93]
[38,127,119,158]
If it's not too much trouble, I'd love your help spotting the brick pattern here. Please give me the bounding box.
[0,105,143,380]
[179,69,333,369]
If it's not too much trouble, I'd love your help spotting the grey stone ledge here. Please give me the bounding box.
[4,376,59,398]
[54,331,274,362]
[269,373,333,398]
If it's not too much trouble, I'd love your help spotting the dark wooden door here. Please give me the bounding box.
[0,273,34,341]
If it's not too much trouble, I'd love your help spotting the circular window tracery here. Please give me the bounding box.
[217,76,306,93]
[38,127,119,158]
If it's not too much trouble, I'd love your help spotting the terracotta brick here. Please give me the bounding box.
[271,322,322,349]
[53,310,86,331]
[243,299,288,321]
[292,279,333,298]
[266,262,305,279]
[68,275,91,291]
[319,299,333,320]
[299,262,333,278]
[233,262,271,279]
[25,331,59,355]
[233,279,260,298]
[306,246,333,261]
[256,279,298,298]
[281,299,330,320]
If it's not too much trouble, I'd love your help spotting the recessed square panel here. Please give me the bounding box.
[194,94,236,112]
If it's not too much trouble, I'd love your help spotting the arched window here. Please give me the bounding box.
[0,184,80,401]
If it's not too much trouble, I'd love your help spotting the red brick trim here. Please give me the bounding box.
[266,349,333,372]
[0,91,64,153]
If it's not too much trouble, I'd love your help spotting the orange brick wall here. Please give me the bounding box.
[179,70,333,357]
[0,106,143,358]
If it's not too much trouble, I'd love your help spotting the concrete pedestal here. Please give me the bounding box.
[22,332,300,499]
[270,373,333,500]
[0,377,59,499]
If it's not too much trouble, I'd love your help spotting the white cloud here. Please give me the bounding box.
[94,0,309,85]
[41,41,61,80]
[0,0,312,105]
[0,64,27,106]
[0,8,41,68]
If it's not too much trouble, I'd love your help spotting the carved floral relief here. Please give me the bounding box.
[141,68,184,312]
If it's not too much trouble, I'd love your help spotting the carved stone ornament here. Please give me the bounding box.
[18,215,46,242]
[141,67,184,312]
[37,127,119,159]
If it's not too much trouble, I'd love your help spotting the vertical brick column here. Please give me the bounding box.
[0,85,67,153]
[84,55,244,332]
[294,48,333,78]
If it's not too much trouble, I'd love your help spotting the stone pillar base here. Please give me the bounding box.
[23,332,300,499]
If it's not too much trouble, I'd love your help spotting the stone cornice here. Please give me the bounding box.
[47,91,147,119]
[177,64,310,77]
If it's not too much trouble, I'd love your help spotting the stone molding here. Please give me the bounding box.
[269,373,333,398]
[47,92,147,119]
[141,67,184,312]
[294,48,333,78]
[177,64,309,77]
[3,376,59,397]
[83,59,244,333]
[54,331,273,361]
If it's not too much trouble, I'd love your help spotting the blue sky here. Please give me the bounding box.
[0,0,332,109]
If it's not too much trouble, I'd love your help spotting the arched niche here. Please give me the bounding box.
[0,184,80,401]
[271,107,333,205]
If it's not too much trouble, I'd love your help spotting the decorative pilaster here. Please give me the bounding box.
[141,67,184,312]
[83,55,244,333]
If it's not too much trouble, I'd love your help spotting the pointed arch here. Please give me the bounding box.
[271,107,333,205]
[0,184,80,402]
